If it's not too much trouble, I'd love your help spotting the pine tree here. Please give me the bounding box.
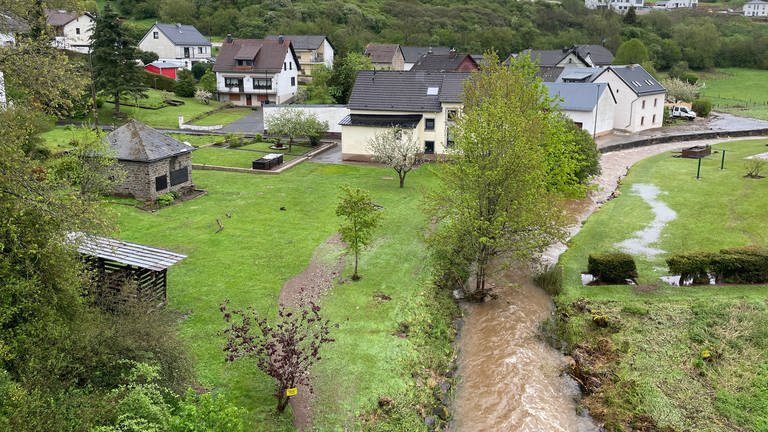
[90,3,147,116]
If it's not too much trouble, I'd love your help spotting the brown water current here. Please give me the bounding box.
[451,269,599,432]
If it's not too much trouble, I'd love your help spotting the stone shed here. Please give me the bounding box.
[106,121,194,201]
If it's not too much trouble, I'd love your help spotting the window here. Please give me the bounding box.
[653,114,657,124]
[170,167,189,186]
[224,77,243,89]
[283,62,287,71]
[289,62,292,70]
[198,47,204,54]
[75,28,80,35]
[654,98,657,107]
[640,116,645,126]
[236,59,252,66]
[253,78,272,89]
[291,77,296,86]
[642,100,646,109]
[447,109,458,121]
[153,31,159,39]
[155,175,167,192]
[425,141,435,154]
[425,118,435,131]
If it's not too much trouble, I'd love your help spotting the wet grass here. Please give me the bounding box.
[113,163,456,430]
[557,138,768,431]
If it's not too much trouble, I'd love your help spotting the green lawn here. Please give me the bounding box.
[113,163,454,430]
[192,147,298,168]
[190,108,253,126]
[240,142,313,155]
[167,133,221,148]
[40,126,100,153]
[700,68,768,120]
[556,139,768,431]
[84,89,225,129]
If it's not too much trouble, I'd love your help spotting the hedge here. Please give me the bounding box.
[143,70,176,92]
[666,251,715,285]
[666,247,768,285]
[588,252,638,284]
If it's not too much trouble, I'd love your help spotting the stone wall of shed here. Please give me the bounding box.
[115,153,193,201]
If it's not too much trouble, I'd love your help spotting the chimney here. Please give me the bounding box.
[428,46,433,54]
[226,34,233,43]
[449,48,456,59]
[176,23,181,29]
[278,35,284,44]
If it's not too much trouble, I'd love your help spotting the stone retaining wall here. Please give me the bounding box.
[600,128,768,153]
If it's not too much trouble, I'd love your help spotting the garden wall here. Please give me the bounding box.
[263,105,350,134]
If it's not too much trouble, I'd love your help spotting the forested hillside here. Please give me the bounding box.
[109,0,768,70]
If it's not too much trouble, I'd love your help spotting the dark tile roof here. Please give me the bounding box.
[544,82,612,111]
[596,65,666,96]
[510,47,591,67]
[265,35,329,50]
[400,46,451,63]
[0,12,29,33]
[557,67,603,82]
[339,114,423,128]
[154,23,210,46]
[574,45,614,66]
[348,71,468,112]
[214,38,300,74]
[105,121,193,162]
[45,9,87,27]
[537,66,565,82]
[410,53,478,72]
[364,43,401,64]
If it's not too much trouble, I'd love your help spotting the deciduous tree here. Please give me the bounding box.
[366,127,422,188]
[265,108,328,151]
[327,52,372,104]
[336,186,381,281]
[613,38,649,65]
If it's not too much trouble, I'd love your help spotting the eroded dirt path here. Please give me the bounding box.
[278,234,345,431]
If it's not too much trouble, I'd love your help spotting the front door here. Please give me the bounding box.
[425,140,435,154]
[246,95,252,106]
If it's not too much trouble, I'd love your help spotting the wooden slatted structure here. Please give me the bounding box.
[69,233,186,306]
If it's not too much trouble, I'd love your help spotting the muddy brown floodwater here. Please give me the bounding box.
[451,267,599,432]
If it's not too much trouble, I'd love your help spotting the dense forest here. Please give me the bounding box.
[109,0,768,70]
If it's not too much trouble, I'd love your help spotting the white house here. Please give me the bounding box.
[265,35,334,81]
[508,48,594,68]
[213,36,301,106]
[0,13,28,47]
[45,9,94,54]
[653,0,698,9]
[585,0,645,12]
[341,71,467,161]
[544,83,617,137]
[744,0,768,16]
[138,23,212,69]
[590,65,666,133]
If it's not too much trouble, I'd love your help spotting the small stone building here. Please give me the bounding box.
[106,121,194,201]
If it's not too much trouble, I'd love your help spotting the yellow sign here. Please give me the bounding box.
[286,387,298,397]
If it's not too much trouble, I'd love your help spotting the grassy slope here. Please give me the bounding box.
[700,68,768,120]
[557,139,768,431]
[190,108,253,126]
[114,163,451,430]
[91,89,225,129]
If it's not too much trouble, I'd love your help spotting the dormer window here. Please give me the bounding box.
[427,87,439,95]
[76,28,80,35]
[236,59,253,66]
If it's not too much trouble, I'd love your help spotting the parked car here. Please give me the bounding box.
[670,105,697,120]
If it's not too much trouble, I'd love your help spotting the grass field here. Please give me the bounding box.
[114,163,456,430]
[700,68,768,120]
[192,147,299,168]
[190,108,253,126]
[40,126,100,153]
[556,139,768,431]
[167,133,221,148]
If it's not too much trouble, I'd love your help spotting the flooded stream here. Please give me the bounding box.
[451,268,600,432]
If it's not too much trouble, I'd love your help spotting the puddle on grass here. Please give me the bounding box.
[660,275,717,286]
[615,184,676,257]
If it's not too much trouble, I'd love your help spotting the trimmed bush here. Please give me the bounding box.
[142,70,176,92]
[666,252,715,285]
[588,252,638,284]
[713,247,768,284]
[692,99,712,117]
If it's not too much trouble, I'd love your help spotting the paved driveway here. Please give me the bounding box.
[221,109,263,134]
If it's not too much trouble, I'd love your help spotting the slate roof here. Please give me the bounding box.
[153,23,210,46]
[574,44,614,66]
[400,46,452,63]
[105,121,194,163]
[410,53,479,72]
[213,38,300,73]
[557,67,603,82]
[0,12,29,33]
[45,9,91,27]
[348,71,468,112]
[538,66,565,82]
[544,82,613,111]
[339,114,423,128]
[595,65,666,96]
[265,35,330,50]
[364,43,402,64]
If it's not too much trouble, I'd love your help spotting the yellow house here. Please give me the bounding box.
[266,35,334,81]
[340,71,467,161]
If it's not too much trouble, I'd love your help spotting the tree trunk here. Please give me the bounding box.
[113,92,121,115]
[352,251,360,280]
[276,394,290,413]
[289,137,293,153]
[399,172,405,188]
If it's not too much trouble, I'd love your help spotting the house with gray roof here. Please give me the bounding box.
[508,47,593,68]
[138,22,212,69]
[544,82,617,136]
[213,36,301,106]
[341,71,468,160]
[45,9,94,54]
[364,43,405,70]
[573,45,614,66]
[105,121,195,201]
[410,51,479,73]
[0,12,28,47]
[590,65,666,132]
[401,46,452,70]
[266,35,334,81]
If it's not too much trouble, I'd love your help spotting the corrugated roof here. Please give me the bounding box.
[401,46,452,63]
[213,38,299,73]
[339,114,423,128]
[154,23,210,46]
[544,82,611,111]
[105,121,193,162]
[265,35,328,50]
[364,43,401,64]
[348,71,468,112]
[69,232,186,271]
